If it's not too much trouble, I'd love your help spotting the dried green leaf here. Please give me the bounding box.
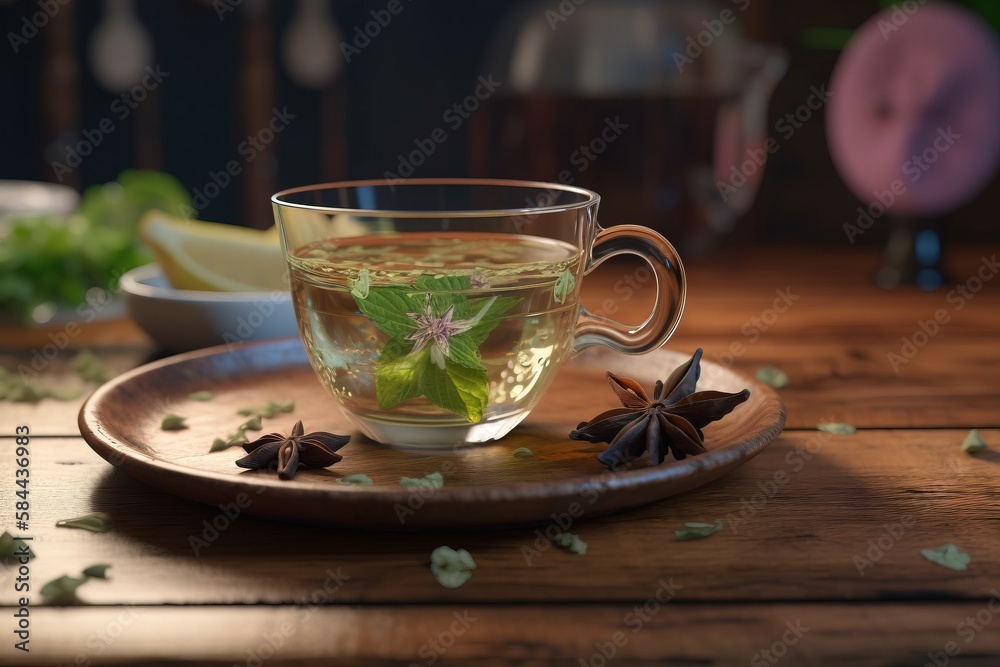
[348,268,370,299]
[817,422,856,435]
[430,546,476,589]
[674,519,724,541]
[161,414,188,431]
[338,474,373,486]
[554,531,587,555]
[72,350,110,384]
[237,401,295,419]
[81,563,111,579]
[553,269,576,304]
[56,512,114,533]
[0,530,34,561]
[961,429,987,453]
[400,472,444,489]
[48,386,84,401]
[513,447,534,458]
[210,417,264,452]
[920,543,970,571]
[756,366,789,389]
[40,575,89,605]
[188,391,215,401]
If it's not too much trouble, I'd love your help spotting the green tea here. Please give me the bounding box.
[288,232,583,446]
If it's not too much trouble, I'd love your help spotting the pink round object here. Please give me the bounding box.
[827,2,1000,216]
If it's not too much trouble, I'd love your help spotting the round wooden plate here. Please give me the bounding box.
[79,339,785,528]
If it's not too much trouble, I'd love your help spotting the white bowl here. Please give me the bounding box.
[120,264,298,353]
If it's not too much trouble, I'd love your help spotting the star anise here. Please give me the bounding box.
[235,420,349,480]
[570,349,750,470]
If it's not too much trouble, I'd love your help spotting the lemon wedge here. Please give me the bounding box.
[139,211,287,292]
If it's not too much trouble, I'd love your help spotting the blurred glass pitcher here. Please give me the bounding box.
[478,0,787,256]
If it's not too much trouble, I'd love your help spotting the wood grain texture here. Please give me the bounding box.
[1,430,996,607]
[5,602,1000,667]
[1,244,998,665]
[77,342,784,527]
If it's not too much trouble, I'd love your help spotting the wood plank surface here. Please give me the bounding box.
[1,245,998,665]
[5,601,1000,667]
[1,431,996,606]
[3,246,998,436]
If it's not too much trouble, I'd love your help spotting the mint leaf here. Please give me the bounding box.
[422,358,489,422]
[355,287,421,341]
[445,334,486,371]
[464,296,521,346]
[415,275,473,317]
[553,269,575,304]
[376,341,426,410]
[348,268,370,299]
[920,543,970,571]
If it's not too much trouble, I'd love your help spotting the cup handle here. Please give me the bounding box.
[573,224,686,354]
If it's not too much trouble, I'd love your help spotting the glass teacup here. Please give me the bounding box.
[272,179,685,447]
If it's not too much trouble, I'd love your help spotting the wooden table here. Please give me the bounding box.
[1,245,999,666]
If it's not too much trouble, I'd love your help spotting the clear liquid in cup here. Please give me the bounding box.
[288,231,583,447]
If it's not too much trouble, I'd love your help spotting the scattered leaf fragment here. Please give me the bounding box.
[210,416,264,452]
[56,512,114,533]
[554,531,587,555]
[72,350,110,383]
[400,472,444,489]
[817,422,856,435]
[349,268,370,299]
[0,366,82,403]
[338,474,373,486]
[40,564,111,605]
[674,519,724,541]
[756,365,789,389]
[161,414,188,431]
[961,429,987,453]
[188,391,214,401]
[430,546,476,589]
[81,564,111,579]
[237,401,295,419]
[513,447,534,458]
[0,530,34,561]
[920,543,970,571]
[553,269,576,304]
[40,575,90,605]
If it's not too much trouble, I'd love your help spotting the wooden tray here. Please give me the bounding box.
[78,339,785,528]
